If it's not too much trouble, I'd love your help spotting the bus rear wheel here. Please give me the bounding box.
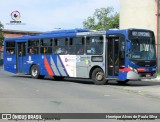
[92,68,107,85]
[31,65,44,79]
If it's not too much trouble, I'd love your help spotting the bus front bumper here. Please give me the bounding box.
[127,71,157,80]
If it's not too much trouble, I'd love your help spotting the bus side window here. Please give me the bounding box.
[75,37,84,55]
[40,39,52,54]
[6,41,15,55]
[53,39,57,54]
[55,38,68,55]
[28,40,39,55]
[68,38,74,54]
[67,37,85,55]
[86,36,103,55]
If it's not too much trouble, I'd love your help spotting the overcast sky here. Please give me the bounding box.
[0,0,119,32]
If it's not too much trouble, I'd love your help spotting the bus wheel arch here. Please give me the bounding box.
[89,66,107,85]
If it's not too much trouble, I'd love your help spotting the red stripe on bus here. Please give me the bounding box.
[119,68,131,73]
[44,56,54,76]
[137,68,145,72]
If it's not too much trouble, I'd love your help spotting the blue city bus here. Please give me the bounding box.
[3,29,157,85]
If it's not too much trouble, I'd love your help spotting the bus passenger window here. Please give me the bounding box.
[28,40,39,55]
[6,41,15,55]
[54,38,68,55]
[86,36,103,55]
[40,39,52,54]
[68,37,84,55]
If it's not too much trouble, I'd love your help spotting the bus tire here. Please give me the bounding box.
[117,80,129,85]
[54,76,64,81]
[92,68,106,85]
[31,65,44,79]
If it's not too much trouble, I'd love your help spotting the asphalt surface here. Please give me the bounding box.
[0,67,160,122]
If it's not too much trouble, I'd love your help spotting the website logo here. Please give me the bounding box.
[11,11,21,21]
[2,114,11,120]
[6,10,26,25]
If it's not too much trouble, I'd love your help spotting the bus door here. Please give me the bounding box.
[16,42,26,73]
[106,36,120,78]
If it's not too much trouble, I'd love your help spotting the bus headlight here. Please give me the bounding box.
[129,66,133,70]
[133,68,138,73]
[129,66,138,73]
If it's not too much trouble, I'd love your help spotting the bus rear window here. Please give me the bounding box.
[6,41,15,55]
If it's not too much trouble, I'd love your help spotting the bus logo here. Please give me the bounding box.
[27,56,33,64]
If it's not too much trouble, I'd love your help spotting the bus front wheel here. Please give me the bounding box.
[31,65,44,79]
[92,68,107,85]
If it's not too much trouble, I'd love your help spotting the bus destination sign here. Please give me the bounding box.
[131,31,151,37]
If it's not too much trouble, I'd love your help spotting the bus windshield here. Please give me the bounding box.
[128,38,156,60]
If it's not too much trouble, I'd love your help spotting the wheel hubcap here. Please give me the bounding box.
[32,68,37,77]
[96,72,104,81]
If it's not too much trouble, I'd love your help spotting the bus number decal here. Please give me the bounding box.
[7,58,12,62]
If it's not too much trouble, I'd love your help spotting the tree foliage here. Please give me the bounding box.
[0,22,4,47]
[83,7,119,30]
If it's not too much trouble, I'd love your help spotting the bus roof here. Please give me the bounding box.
[4,28,153,41]
[4,29,90,41]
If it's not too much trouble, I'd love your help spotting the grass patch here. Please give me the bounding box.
[157,72,160,76]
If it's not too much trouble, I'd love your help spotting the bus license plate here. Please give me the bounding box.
[146,74,151,78]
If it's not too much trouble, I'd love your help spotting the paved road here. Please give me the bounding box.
[0,68,160,122]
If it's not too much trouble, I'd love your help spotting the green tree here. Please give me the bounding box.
[0,22,4,47]
[83,7,119,30]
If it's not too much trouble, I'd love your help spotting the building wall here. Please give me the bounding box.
[120,0,156,32]
[158,0,160,72]
[4,33,26,38]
